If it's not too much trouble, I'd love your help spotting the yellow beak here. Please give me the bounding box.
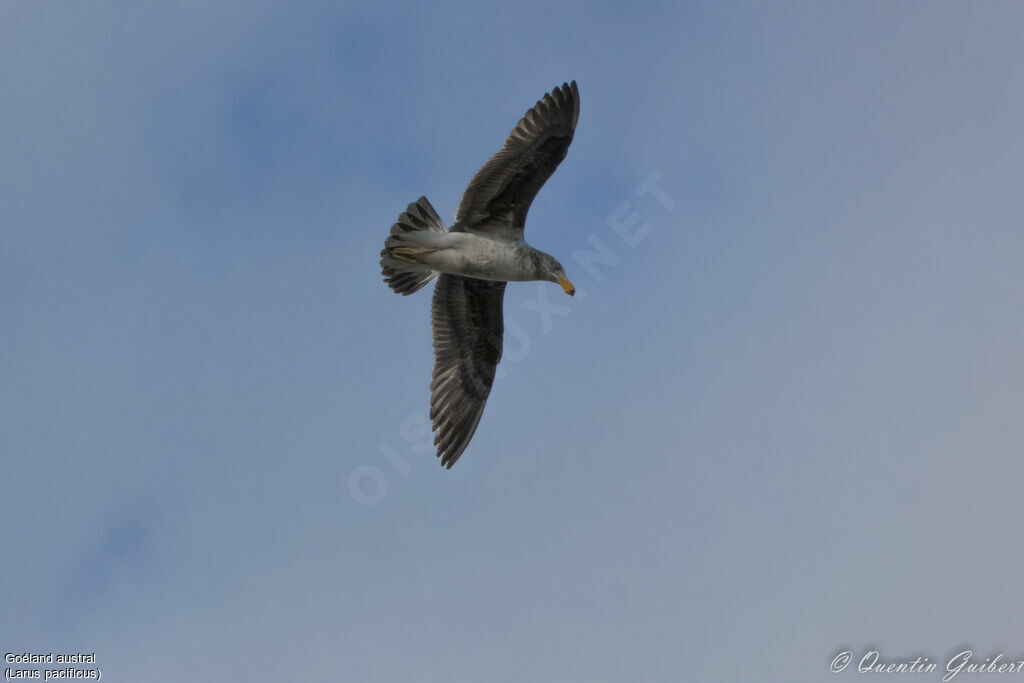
[558,277,575,296]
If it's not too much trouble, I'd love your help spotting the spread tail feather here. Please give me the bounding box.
[380,197,447,295]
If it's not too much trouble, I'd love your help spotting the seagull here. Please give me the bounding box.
[380,81,580,468]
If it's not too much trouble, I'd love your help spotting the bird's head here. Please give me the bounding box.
[539,253,575,296]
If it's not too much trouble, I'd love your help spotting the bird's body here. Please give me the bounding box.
[380,81,580,468]
[389,232,547,283]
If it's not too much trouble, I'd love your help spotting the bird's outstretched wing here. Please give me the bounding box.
[429,274,507,467]
[455,81,580,238]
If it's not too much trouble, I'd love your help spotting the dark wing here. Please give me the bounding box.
[429,274,507,468]
[454,81,580,238]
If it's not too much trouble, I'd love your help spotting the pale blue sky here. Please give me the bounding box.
[3,2,1023,681]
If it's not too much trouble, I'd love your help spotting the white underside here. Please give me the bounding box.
[402,232,534,282]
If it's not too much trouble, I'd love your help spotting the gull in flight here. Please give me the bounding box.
[380,81,580,468]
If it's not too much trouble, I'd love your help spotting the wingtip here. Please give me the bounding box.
[439,448,458,469]
[564,81,579,128]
